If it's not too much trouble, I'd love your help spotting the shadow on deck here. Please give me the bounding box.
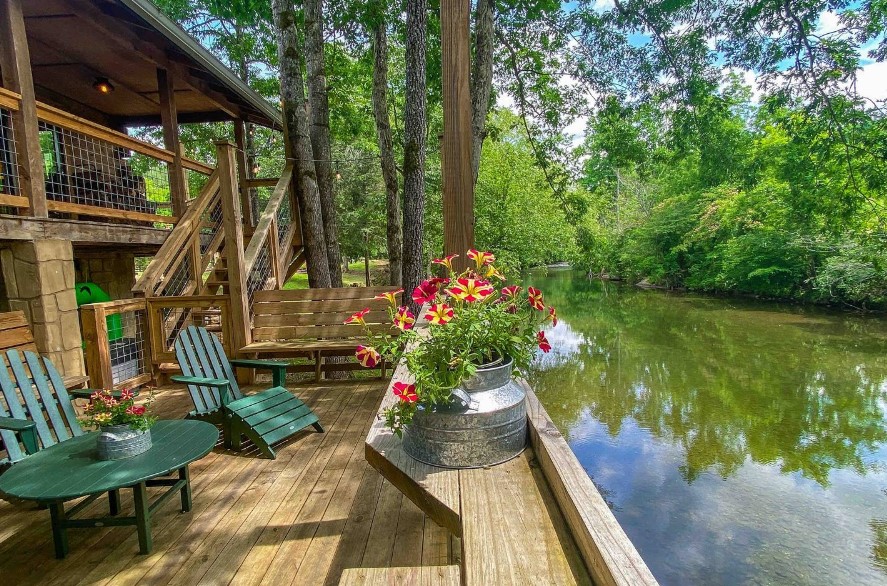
[0,380,456,585]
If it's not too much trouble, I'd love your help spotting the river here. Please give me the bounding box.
[525,267,887,585]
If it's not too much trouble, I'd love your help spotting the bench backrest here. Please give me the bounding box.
[251,287,400,342]
[0,311,39,355]
[0,350,83,464]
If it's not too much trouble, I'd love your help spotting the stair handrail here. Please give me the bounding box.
[243,162,294,277]
[133,169,221,296]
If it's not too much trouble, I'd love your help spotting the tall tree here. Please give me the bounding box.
[470,0,494,184]
[402,0,429,307]
[271,0,332,288]
[371,20,403,286]
[304,0,344,287]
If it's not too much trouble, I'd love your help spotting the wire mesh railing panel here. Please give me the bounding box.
[38,121,171,217]
[0,108,18,198]
[276,194,292,249]
[199,196,224,256]
[152,301,227,357]
[247,244,273,308]
[156,250,192,297]
[108,309,150,387]
[250,185,274,217]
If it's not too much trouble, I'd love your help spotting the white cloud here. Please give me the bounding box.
[816,11,841,35]
[856,60,887,103]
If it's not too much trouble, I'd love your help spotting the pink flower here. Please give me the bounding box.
[500,285,522,302]
[344,308,371,325]
[125,405,146,416]
[537,331,551,353]
[355,345,381,368]
[393,381,418,403]
[548,306,558,326]
[425,303,455,325]
[467,249,496,268]
[528,287,545,311]
[446,278,494,303]
[411,280,438,304]
[120,389,135,401]
[393,306,416,331]
[374,289,404,307]
[432,254,459,272]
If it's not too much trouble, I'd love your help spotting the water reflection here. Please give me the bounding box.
[526,269,887,585]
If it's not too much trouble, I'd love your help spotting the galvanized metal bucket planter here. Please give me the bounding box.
[402,356,527,468]
[96,425,152,460]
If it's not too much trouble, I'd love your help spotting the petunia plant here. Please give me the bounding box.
[345,249,555,435]
[79,389,157,432]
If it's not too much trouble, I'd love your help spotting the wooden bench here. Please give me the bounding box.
[240,287,399,382]
[0,311,89,390]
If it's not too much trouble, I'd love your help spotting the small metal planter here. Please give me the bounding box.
[96,424,153,460]
[403,356,527,468]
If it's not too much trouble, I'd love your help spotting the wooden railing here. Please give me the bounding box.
[243,163,302,304]
[0,86,214,225]
[81,295,232,388]
[131,169,223,297]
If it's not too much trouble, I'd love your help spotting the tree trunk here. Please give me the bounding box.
[271,0,331,288]
[371,23,403,287]
[402,0,428,310]
[304,0,344,287]
[470,0,494,185]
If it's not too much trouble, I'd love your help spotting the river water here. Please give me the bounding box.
[525,267,887,585]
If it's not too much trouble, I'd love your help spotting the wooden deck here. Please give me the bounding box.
[0,380,457,585]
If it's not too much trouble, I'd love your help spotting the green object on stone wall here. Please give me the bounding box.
[74,282,122,342]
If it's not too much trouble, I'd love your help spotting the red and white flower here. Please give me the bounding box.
[425,303,455,325]
[500,285,522,302]
[467,249,495,268]
[528,287,545,311]
[537,331,551,353]
[355,345,381,368]
[344,308,371,325]
[446,278,494,303]
[125,405,146,416]
[393,381,419,403]
[548,306,558,326]
[432,254,459,272]
[393,306,416,331]
[374,289,404,307]
[411,280,438,305]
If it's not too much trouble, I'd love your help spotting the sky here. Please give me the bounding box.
[498,7,887,147]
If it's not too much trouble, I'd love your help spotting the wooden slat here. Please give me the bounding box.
[0,194,29,208]
[0,326,32,349]
[0,86,20,110]
[182,157,214,176]
[254,286,399,303]
[338,566,460,585]
[253,298,390,315]
[524,385,658,586]
[46,200,178,225]
[253,310,390,328]
[252,323,393,342]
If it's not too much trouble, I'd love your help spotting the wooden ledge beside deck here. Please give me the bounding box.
[365,364,659,586]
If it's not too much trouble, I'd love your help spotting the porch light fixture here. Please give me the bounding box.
[92,77,114,94]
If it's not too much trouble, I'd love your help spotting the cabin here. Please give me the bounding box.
[0,1,659,584]
[0,0,282,381]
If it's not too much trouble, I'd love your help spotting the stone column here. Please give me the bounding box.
[0,239,84,376]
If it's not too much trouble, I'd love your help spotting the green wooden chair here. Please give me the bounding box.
[172,326,323,459]
[0,349,91,466]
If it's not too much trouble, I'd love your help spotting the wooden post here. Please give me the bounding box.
[216,141,251,357]
[80,303,113,391]
[0,0,47,217]
[157,68,188,217]
[440,0,475,268]
[233,120,254,232]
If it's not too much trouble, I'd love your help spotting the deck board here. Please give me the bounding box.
[0,380,453,585]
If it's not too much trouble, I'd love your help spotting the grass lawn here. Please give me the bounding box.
[284,259,389,289]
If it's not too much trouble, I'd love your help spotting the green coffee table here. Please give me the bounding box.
[0,419,218,558]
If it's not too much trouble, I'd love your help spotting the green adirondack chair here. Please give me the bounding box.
[0,350,91,466]
[172,326,323,459]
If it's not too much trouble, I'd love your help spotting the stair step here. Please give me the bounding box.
[205,280,229,287]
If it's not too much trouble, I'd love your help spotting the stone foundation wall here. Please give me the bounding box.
[0,239,84,377]
[75,251,136,301]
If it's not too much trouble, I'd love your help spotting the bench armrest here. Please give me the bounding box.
[68,388,139,400]
[170,375,232,406]
[0,416,39,455]
[230,359,288,387]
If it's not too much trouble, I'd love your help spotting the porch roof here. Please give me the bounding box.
[20,0,281,129]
